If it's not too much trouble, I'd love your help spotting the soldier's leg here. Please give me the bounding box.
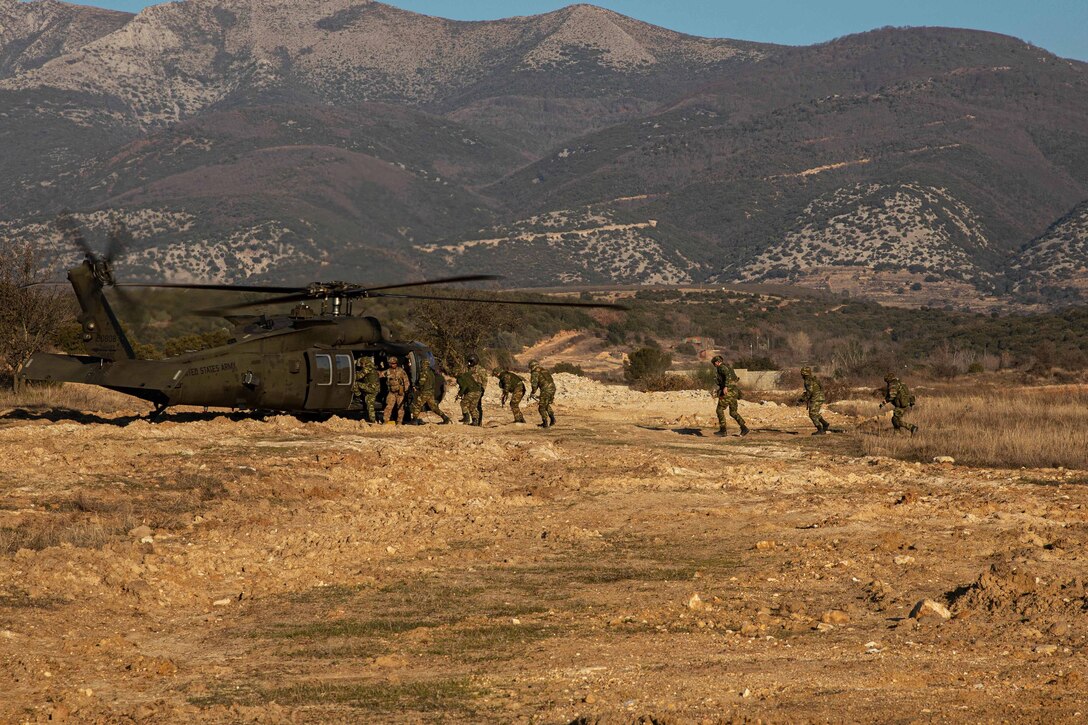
[809,403,826,434]
[469,392,483,425]
[426,398,451,424]
[510,388,525,423]
[383,395,397,424]
[715,397,729,435]
[544,392,556,425]
[459,397,473,423]
[537,395,550,427]
[891,407,904,431]
[729,397,750,435]
[363,392,377,422]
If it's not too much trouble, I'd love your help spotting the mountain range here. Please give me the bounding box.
[1,0,1086,309]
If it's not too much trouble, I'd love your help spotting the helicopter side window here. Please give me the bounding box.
[334,354,353,386]
[315,354,333,386]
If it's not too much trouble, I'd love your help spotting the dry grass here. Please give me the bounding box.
[859,386,1088,470]
[0,382,141,413]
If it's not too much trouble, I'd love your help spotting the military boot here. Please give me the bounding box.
[740,424,751,436]
[821,419,831,433]
[461,415,472,424]
[714,427,728,437]
[910,424,919,436]
[548,412,556,426]
[439,415,452,425]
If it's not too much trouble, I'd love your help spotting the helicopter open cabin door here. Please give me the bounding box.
[304,350,355,410]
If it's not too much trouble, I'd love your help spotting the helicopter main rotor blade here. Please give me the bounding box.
[116,282,307,293]
[363,274,502,292]
[370,291,629,311]
[195,291,319,314]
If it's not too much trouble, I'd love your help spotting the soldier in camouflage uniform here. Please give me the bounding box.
[711,355,750,437]
[353,356,381,422]
[455,365,484,426]
[380,356,411,424]
[410,361,452,425]
[799,366,831,435]
[493,366,527,423]
[529,360,556,428]
[881,372,918,435]
[468,354,488,424]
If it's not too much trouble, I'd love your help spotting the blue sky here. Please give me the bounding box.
[77,0,1088,62]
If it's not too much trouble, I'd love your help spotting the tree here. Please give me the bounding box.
[409,295,521,373]
[0,238,68,389]
[624,347,672,383]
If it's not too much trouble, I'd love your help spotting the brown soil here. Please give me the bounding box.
[1,378,1086,722]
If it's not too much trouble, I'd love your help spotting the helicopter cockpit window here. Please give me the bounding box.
[334,354,353,386]
[315,354,333,386]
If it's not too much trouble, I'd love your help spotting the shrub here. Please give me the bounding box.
[634,373,704,392]
[551,361,585,376]
[624,347,672,383]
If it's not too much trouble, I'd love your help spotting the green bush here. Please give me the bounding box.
[624,347,672,383]
[634,373,704,392]
[552,361,586,376]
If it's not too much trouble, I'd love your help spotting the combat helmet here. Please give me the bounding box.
[466,354,478,367]
[800,366,812,376]
[492,367,503,376]
[884,372,898,382]
[528,359,540,370]
[711,355,724,365]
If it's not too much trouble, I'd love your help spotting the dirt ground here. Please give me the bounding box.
[1,375,1086,723]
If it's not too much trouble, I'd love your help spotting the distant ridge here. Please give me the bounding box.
[0,1,1085,309]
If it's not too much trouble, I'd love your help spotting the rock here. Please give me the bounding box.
[584,693,597,704]
[894,555,915,565]
[821,609,850,624]
[128,525,152,539]
[815,622,835,632]
[212,598,231,607]
[687,593,710,611]
[909,599,952,620]
[933,456,955,464]
[755,540,776,551]
[1035,644,1059,655]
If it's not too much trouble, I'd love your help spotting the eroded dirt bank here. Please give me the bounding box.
[1,379,1086,722]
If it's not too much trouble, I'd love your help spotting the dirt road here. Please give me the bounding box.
[1,376,1085,722]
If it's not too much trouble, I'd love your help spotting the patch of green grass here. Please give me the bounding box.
[257,617,439,640]
[425,623,555,660]
[193,678,481,713]
[286,583,364,605]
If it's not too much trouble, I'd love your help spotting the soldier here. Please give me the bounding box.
[468,354,488,424]
[380,356,410,425]
[799,366,831,435]
[880,372,918,435]
[529,360,556,428]
[493,366,527,424]
[410,361,452,425]
[353,355,381,422]
[455,364,484,426]
[711,355,750,437]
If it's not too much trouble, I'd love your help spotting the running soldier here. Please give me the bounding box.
[881,372,918,435]
[468,354,488,424]
[455,366,484,426]
[380,356,411,424]
[353,356,381,422]
[799,366,830,435]
[529,360,556,428]
[410,361,452,425]
[711,355,750,437]
[493,366,527,424]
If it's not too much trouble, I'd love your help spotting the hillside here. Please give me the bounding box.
[0,0,131,78]
[0,2,1086,307]
[1010,199,1088,304]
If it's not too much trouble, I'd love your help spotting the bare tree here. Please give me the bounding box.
[0,237,68,389]
[410,295,520,373]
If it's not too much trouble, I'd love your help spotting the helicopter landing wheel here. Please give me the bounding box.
[148,403,170,422]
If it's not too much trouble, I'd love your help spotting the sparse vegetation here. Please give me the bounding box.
[624,347,672,383]
[859,387,1088,469]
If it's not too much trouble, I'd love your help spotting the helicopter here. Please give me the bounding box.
[17,231,624,422]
